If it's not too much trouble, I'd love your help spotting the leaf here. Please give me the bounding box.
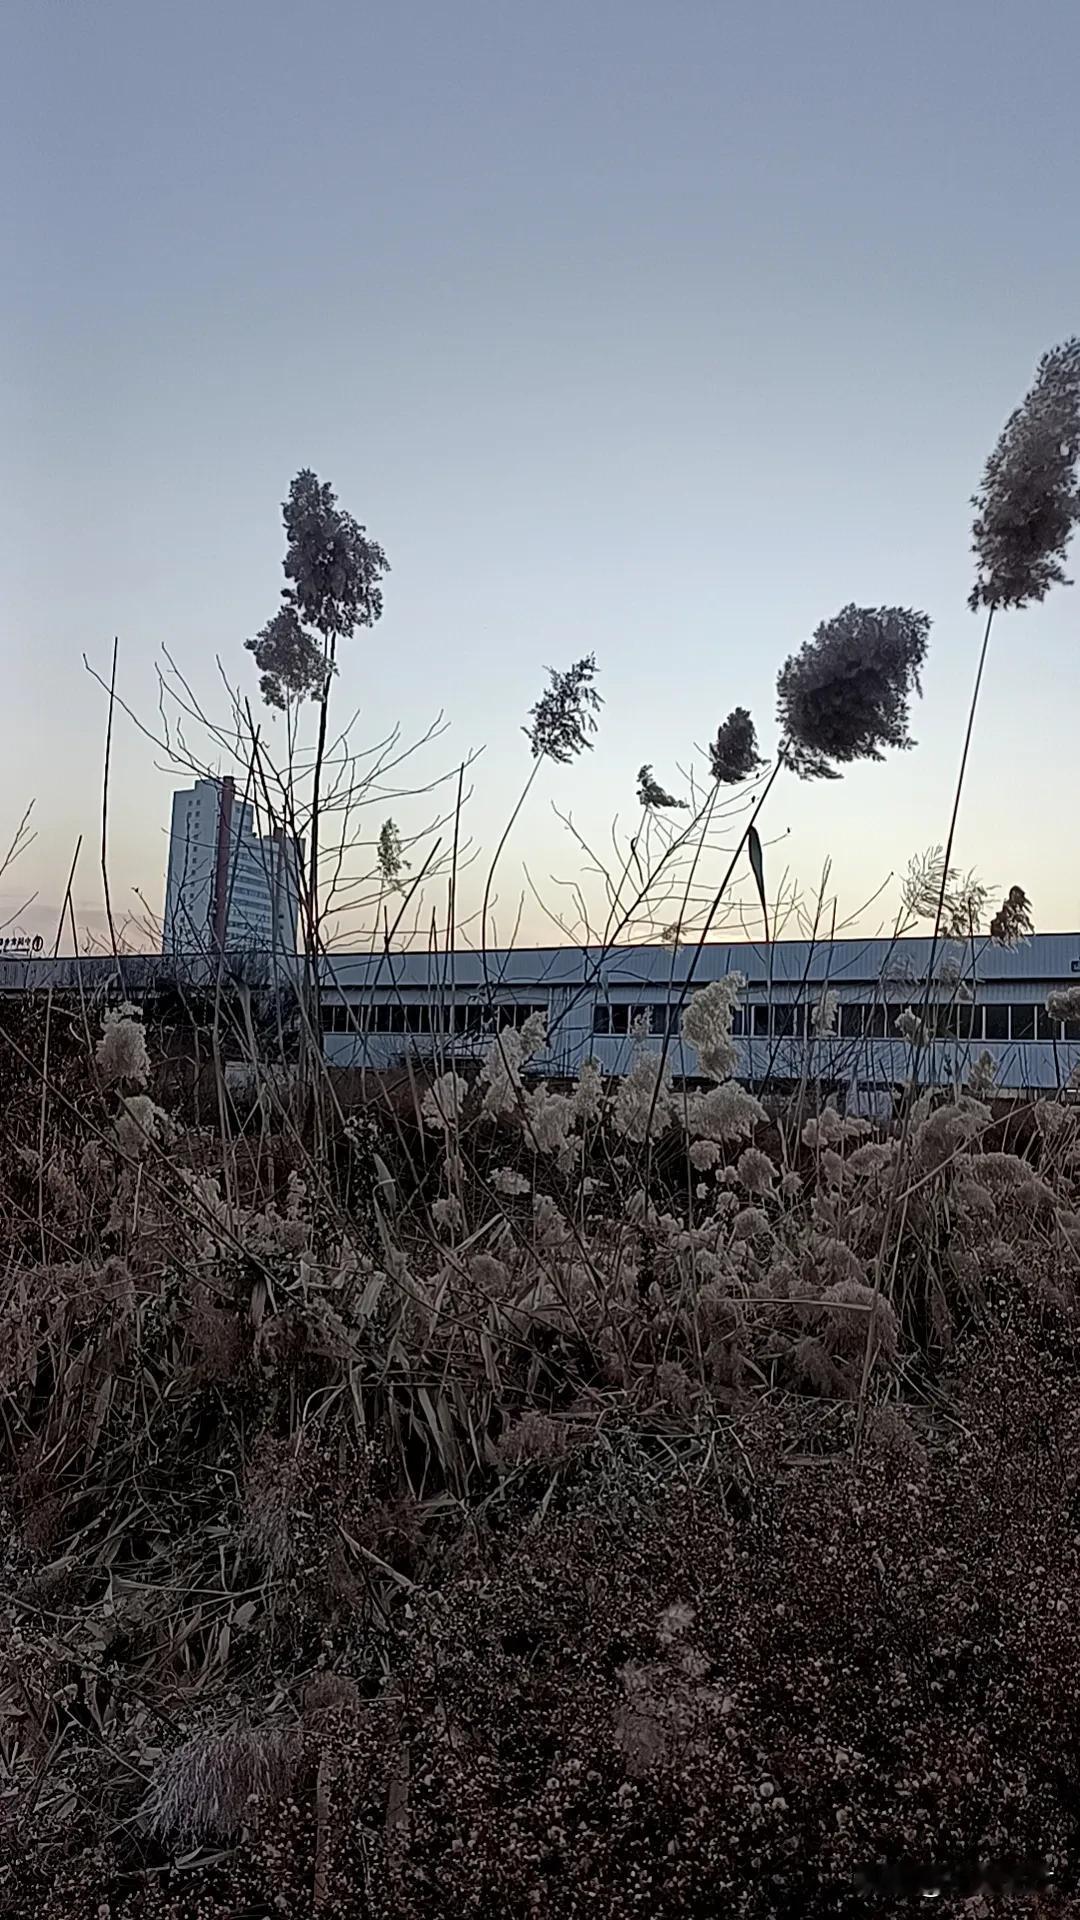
[747,826,770,942]
[356,1271,387,1324]
[417,1386,449,1468]
[385,1741,411,1844]
[372,1151,398,1215]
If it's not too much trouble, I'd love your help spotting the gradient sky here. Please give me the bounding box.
[4,0,1080,951]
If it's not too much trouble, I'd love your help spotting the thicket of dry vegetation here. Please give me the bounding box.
[6,332,1080,1916]
[3,982,1080,1917]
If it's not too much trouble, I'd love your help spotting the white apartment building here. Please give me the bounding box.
[162,777,302,957]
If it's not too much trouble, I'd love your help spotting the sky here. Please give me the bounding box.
[3,0,1080,952]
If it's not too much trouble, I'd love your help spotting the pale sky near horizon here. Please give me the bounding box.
[3,0,1080,952]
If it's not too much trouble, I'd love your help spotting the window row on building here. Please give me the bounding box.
[830,1000,1080,1043]
[591,1001,685,1036]
[324,994,1080,1045]
[592,999,1080,1043]
[321,999,548,1036]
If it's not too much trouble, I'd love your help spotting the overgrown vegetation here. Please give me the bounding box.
[6,335,1080,1916]
[1,983,1080,1916]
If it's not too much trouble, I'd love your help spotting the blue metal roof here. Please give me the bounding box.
[319,932,1080,994]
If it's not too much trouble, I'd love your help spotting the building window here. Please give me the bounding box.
[839,1002,863,1039]
[495,1001,548,1030]
[595,1003,631,1035]
[1036,1005,1059,1042]
[322,1002,354,1033]
[595,999,690,1038]
[984,1006,1009,1041]
[451,1003,490,1034]
[1010,1003,1036,1041]
[340,998,549,1038]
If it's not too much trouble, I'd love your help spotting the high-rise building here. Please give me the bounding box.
[163,777,302,957]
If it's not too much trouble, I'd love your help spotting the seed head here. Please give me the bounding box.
[245,605,325,710]
[680,974,745,1082]
[970,339,1080,611]
[989,886,1034,947]
[282,468,388,639]
[709,708,763,785]
[776,604,931,780]
[637,764,686,809]
[525,656,602,763]
[1046,986,1080,1025]
[966,1050,998,1100]
[377,818,408,891]
[142,1724,297,1844]
[812,990,838,1037]
[96,1004,150,1086]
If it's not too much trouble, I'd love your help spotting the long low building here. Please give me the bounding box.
[1,936,1078,1106]
[319,932,1080,1103]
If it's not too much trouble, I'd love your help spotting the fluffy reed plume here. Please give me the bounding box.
[970,338,1080,611]
[637,764,687,809]
[776,603,931,780]
[902,846,989,939]
[142,1724,298,1844]
[245,604,324,709]
[811,989,838,1036]
[735,1146,776,1195]
[709,707,763,784]
[246,470,389,707]
[989,885,1034,947]
[525,655,602,762]
[95,1004,150,1086]
[282,467,388,637]
[1047,986,1080,1024]
[377,817,408,889]
[680,973,744,1082]
[965,1049,998,1099]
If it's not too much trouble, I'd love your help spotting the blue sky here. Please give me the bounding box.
[4,0,1079,948]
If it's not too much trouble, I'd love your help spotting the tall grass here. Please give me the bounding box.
[4,339,1080,1915]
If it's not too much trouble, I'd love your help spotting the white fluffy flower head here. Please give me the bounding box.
[613,1049,673,1143]
[680,973,745,1083]
[571,1058,605,1123]
[114,1093,172,1158]
[431,1195,463,1235]
[421,1072,468,1132]
[523,1083,576,1158]
[811,991,837,1037]
[480,1011,548,1119]
[687,1080,766,1145]
[491,1167,531,1197]
[96,1004,150,1086]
